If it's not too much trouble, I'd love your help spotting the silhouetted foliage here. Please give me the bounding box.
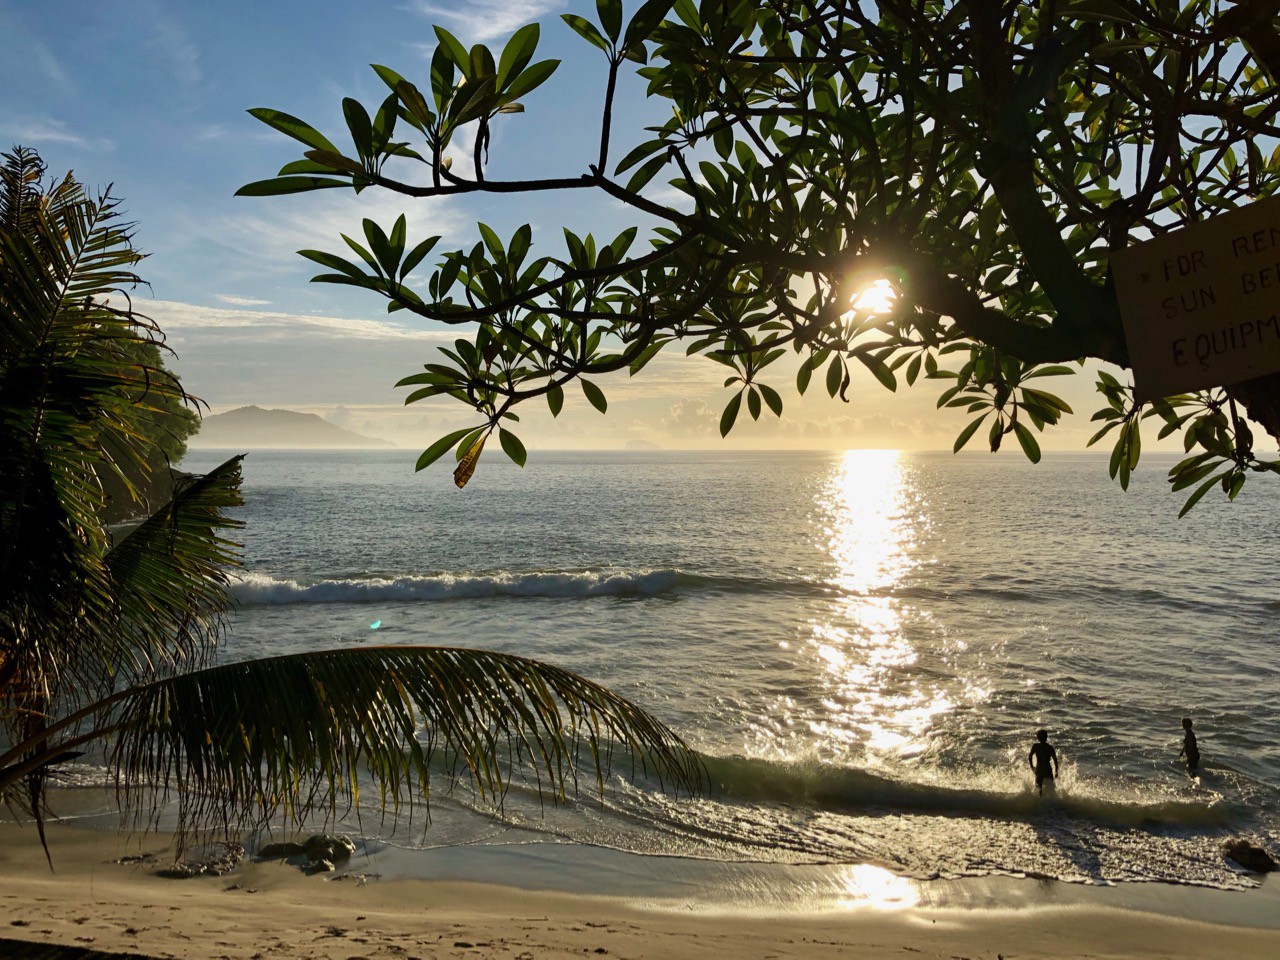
[245,0,1280,512]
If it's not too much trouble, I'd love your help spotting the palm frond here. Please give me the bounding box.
[0,163,197,693]
[64,646,702,841]
[97,454,245,687]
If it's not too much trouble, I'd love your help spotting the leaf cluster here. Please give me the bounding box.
[242,1,1280,508]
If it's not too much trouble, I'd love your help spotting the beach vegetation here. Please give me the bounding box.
[243,0,1280,514]
[0,146,701,853]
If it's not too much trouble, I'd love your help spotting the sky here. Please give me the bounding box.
[3,0,1131,453]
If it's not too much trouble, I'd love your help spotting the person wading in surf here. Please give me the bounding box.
[1028,729,1058,795]
[1179,717,1200,774]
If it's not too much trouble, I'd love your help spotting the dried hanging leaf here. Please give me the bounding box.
[453,434,486,488]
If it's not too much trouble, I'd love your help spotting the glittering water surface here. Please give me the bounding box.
[178,448,1280,889]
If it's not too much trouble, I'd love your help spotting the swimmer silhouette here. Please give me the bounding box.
[1028,729,1058,795]
[1179,717,1200,774]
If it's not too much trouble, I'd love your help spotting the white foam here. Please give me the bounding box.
[228,569,686,605]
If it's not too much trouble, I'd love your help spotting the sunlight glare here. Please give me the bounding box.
[805,451,952,760]
[848,277,898,315]
[834,863,921,910]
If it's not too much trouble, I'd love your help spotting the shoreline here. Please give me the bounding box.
[2,820,1277,959]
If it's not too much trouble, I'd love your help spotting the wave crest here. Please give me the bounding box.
[702,754,1230,829]
[230,569,731,605]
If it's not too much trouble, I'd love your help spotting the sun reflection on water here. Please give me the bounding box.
[805,451,952,760]
[833,863,921,910]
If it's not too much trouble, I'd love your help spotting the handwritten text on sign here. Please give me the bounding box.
[1111,196,1280,402]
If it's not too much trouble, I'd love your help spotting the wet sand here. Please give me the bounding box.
[1,820,1277,959]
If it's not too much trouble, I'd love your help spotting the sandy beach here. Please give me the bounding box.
[1,820,1277,960]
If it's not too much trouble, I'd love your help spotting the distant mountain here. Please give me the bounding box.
[190,406,396,448]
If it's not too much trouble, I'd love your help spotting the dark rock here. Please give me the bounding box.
[156,842,243,879]
[303,834,356,863]
[1223,839,1277,873]
[256,833,355,872]
[257,841,306,858]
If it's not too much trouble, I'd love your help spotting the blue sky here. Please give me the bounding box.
[2,0,1116,452]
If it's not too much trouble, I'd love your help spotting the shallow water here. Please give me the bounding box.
[170,448,1279,890]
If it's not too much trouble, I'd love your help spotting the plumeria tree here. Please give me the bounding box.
[242,0,1280,513]
[0,147,700,852]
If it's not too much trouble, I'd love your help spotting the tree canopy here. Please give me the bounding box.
[243,0,1280,513]
[0,146,700,851]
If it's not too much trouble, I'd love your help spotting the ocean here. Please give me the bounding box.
[176,448,1279,893]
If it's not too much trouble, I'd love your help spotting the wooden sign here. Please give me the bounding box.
[1111,196,1280,402]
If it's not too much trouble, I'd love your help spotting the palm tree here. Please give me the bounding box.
[0,146,700,852]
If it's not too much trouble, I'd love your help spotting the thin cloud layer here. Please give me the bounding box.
[0,115,113,153]
[410,0,566,42]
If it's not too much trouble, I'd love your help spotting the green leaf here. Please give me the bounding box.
[581,378,608,413]
[401,235,440,278]
[302,149,364,174]
[246,108,340,153]
[414,428,474,471]
[759,383,783,417]
[433,26,471,69]
[371,63,406,92]
[1012,421,1041,463]
[477,222,505,262]
[624,0,674,49]
[1127,418,1142,468]
[343,98,374,158]
[547,384,564,417]
[395,80,435,128]
[470,43,497,80]
[720,392,742,437]
[953,414,987,453]
[298,249,365,279]
[796,356,814,394]
[625,153,668,193]
[498,23,541,90]
[597,0,624,41]
[1024,364,1076,379]
[235,177,348,196]
[859,352,897,392]
[614,138,666,174]
[502,59,560,102]
[747,387,761,420]
[628,342,662,375]
[1109,429,1126,479]
[562,14,610,51]
[498,427,528,467]
[1178,472,1223,517]
[825,355,842,397]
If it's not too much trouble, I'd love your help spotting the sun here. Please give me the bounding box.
[848,277,898,315]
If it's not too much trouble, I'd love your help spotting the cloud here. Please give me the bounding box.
[30,41,73,94]
[410,0,567,42]
[660,397,717,436]
[0,116,113,153]
[215,294,272,306]
[215,186,469,277]
[136,0,201,86]
[133,298,461,414]
[143,298,455,342]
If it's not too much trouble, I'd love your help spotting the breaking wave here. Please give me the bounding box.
[701,754,1231,829]
[228,569,833,605]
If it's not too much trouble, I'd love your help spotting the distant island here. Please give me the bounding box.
[190,406,396,448]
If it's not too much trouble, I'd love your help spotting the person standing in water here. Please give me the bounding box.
[1028,729,1058,795]
[1179,717,1200,773]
